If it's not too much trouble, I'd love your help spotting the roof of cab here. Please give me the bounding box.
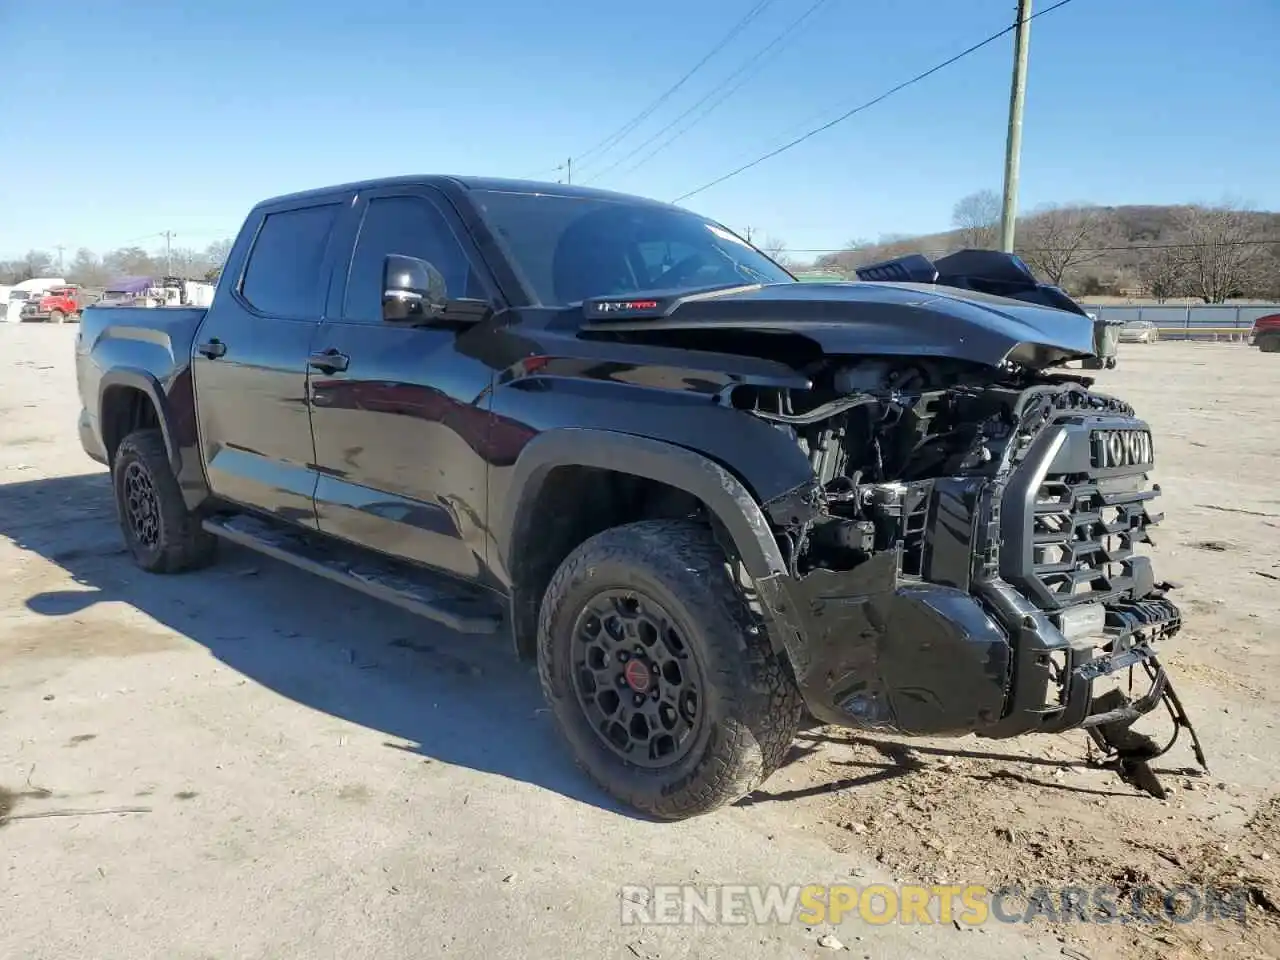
[252,175,678,212]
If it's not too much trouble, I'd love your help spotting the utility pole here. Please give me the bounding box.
[162,230,176,275]
[556,157,572,184]
[999,0,1033,253]
[742,225,755,243]
[55,245,65,272]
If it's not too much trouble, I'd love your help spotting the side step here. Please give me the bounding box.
[202,514,504,635]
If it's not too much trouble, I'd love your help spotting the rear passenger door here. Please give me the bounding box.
[191,197,343,526]
[307,187,499,582]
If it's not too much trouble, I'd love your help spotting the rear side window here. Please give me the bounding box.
[241,203,339,317]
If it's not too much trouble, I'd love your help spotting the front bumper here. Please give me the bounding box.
[759,407,1180,739]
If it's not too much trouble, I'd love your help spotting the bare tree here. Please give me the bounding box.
[1016,204,1113,286]
[1136,247,1187,302]
[102,246,156,277]
[68,248,110,287]
[1175,201,1269,303]
[951,189,1001,249]
[759,235,796,268]
[0,250,56,282]
[167,246,202,276]
[204,239,232,267]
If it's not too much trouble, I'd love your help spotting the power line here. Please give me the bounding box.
[570,0,779,175]
[671,0,1081,204]
[587,0,835,184]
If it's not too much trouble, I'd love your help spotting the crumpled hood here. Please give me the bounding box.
[581,280,1098,370]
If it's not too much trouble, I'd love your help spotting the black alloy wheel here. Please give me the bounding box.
[537,518,802,820]
[122,459,162,549]
[570,589,706,769]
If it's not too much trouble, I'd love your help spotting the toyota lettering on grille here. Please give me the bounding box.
[1092,428,1154,469]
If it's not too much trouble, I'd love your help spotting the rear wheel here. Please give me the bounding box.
[111,428,217,573]
[537,519,801,820]
[1259,334,1280,353]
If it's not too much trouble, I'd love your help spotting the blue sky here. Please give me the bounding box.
[1,0,1276,261]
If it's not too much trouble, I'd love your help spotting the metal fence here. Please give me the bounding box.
[1082,303,1280,340]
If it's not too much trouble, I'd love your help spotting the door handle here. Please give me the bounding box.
[308,349,350,373]
[198,339,226,359]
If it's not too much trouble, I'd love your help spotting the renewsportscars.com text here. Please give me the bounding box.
[619,883,1251,927]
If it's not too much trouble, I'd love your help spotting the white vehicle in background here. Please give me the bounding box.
[155,277,216,307]
[99,276,216,309]
[0,277,67,322]
[1119,319,1160,344]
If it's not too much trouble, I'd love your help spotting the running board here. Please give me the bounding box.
[202,514,503,635]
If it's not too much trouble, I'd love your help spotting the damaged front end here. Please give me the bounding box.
[579,250,1205,791]
[737,355,1205,795]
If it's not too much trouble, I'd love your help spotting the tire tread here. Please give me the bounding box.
[536,518,800,820]
[113,429,216,573]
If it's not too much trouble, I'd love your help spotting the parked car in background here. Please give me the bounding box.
[1250,313,1280,353]
[20,284,89,323]
[0,277,66,322]
[1119,318,1159,344]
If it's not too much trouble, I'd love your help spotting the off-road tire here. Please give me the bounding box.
[49,309,65,324]
[537,518,801,820]
[1259,334,1280,354]
[112,428,216,573]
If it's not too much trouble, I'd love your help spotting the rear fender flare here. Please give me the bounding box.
[98,368,180,473]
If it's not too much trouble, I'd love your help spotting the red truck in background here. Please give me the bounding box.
[1251,313,1280,353]
[20,285,88,323]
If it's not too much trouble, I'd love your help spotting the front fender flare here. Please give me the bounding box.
[498,428,789,586]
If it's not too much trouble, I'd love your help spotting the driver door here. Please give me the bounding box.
[307,186,499,582]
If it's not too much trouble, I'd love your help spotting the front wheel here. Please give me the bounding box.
[1259,335,1280,354]
[111,428,217,573]
[48,309,65,324]
[537,519,801,820]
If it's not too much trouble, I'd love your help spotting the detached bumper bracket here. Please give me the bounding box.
[1075,643,1156,683]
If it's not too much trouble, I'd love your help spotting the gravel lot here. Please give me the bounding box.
[2,324,1276,959]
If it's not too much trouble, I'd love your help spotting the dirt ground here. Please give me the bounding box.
[2,324,1277,959]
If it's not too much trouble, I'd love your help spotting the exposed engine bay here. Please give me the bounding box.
[731,354,1090,574]
[731,352,1207,799]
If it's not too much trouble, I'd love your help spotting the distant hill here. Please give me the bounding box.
[810,201,1280,303]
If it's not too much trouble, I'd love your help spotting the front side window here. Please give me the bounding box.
[472,190,793,307]
[241,203,339,318]
[343,196,483,322]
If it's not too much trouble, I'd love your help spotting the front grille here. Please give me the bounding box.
[1030,473,1159,607]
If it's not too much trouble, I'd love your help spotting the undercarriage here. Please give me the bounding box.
[735,354,1207,796]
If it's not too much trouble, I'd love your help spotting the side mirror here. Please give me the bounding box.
[383,254,447,322]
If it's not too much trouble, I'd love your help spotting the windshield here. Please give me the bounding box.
[472,189,794,306]
[10,291,30,301]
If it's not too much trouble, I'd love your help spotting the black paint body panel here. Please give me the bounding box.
[74,174,1176,744]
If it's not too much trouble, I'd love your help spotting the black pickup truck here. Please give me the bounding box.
[74,176,1203,818]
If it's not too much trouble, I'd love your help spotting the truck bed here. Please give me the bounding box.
[75,304,208,463]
